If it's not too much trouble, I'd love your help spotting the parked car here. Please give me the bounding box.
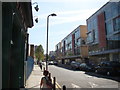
[86,63,96,72]
[53,61,58,65]
[95,61,120,76]
[79,63,93,72]
[70,61,80,70]
[48,61,54,65]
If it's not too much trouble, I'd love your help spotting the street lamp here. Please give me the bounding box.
[46,13,57,70]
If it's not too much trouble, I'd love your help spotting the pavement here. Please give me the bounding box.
[25,65,43,89]
[25,65,61,90]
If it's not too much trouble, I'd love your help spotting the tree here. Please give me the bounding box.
[35,45,44,61]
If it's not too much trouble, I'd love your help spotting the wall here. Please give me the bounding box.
[30,44,34,58]
[80,46,88,58]
[2,3,13,88]
[26,56,34,80]
[80,25,87,38]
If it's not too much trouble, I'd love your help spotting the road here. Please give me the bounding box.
[48,65,120,88]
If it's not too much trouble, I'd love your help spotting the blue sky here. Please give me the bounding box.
[28,0,109,54]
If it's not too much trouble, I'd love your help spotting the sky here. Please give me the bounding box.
[28,0,109,54]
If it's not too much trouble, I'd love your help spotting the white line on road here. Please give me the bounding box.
[86,75,93,78]
[71,83,81,88]
[88,82,98,88]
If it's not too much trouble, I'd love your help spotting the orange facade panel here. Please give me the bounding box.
[80,46,88,58]
[80,25,87,38]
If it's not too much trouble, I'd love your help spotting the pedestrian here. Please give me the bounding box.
[39,62,42,70]
[40,70,53,89]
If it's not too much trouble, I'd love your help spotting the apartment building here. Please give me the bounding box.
[86,2,120,64]
[55,25,88,63]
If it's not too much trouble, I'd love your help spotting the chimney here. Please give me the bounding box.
[30,44,34,59]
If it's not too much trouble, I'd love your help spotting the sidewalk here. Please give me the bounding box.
[25,65,61,90]
[26,65,43,89]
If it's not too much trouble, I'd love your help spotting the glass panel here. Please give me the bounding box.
[106,21,113,34]
[113,17,120,31]
[87,32,93,43]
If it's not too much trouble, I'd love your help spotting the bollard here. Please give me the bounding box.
[53,77,56,90]
[63,85,66,90]
[44,67,45,71]
[49,73,52,82]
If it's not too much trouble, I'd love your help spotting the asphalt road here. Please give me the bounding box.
[48,65,120,88]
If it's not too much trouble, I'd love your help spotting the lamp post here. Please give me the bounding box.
[46,13,57,70]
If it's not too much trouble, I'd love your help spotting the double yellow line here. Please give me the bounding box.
[56,82,62,89]
[51,77,62,90]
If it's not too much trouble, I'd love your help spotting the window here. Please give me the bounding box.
[93,30,95,42]
[75,29,80,38]
[111,3,119,18]
[95,29,98,43]
[93,18,97,28]
[105,7,112,20]
[81,39,85,45]
[87,21,92,31]
[87,32,93,43]
[106,21,113,34]
[113,16,120,31]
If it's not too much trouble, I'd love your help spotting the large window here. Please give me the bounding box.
[106,21,113,34]
[113,16,120,32]
[87,16,98,44]
[107,34,120,49]
[75,30,80,39]
[66,35,72,44]
[75,30,80,47]
[87,32,93,43]
[76,38,80,47]
[105,6,112,20]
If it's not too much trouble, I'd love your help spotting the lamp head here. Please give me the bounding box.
[34,5,39,12]
[35,18,38,23]
[50,13,57,16]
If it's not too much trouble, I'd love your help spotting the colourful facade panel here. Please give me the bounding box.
[72,34,75,54]
[97,12,107,48]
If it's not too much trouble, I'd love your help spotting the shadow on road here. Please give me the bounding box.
[55,64,78,71]
[85,72,120,82]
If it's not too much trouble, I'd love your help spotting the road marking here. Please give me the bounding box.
[56,82,62,89]
[51,77,62,89]
[88,82,98,88]
[86,75,92,78]
[71,83,81,88]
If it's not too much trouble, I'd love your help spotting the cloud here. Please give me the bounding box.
[37,9,97,18]
[32,8,97,29]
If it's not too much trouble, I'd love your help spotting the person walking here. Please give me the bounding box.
[40,70,53,89]
[39,62,42,70]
